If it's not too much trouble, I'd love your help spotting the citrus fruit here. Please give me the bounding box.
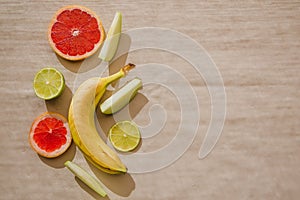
[109,121,141,152]
[48,5,105,61]
[29,112,72,158]
[33,68,65,100]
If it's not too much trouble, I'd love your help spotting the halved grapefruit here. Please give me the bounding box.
[29,112,72,158]
[48,5,105,61]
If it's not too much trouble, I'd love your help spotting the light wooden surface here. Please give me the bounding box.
[1,1,300,199]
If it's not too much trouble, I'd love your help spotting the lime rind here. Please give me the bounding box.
[33,68,65,100]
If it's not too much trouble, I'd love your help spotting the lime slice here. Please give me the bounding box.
[33,68,65,100]
[109,121,141,152]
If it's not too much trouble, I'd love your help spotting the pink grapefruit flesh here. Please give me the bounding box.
[29,112,72,158]
[48,5,105,61]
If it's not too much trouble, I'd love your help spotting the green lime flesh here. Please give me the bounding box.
[109,121,141,152]
[33,68,65,100]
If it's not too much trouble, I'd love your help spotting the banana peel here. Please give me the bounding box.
[69,64,135,174]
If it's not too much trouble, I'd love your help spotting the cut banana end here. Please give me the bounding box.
[64,161,107,197]
[100,78,143,114]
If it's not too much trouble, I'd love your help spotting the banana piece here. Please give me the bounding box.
[99,12,122,62]
[64,161,107,197]
[69,64,135,174]
[100,78,142,114]
[69,113,121,174]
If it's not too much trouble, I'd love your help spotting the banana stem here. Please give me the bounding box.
[102,63,135,86]
[95,63,135,109]
[122,63,135,75]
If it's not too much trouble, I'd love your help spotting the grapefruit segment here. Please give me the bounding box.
[29,112,72,158]
[48,5,105,61]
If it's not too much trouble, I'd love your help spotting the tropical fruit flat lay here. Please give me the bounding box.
[29,5,144,197]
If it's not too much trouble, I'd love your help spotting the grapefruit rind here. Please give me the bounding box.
[29,112,72,158]
[48,5,106,61]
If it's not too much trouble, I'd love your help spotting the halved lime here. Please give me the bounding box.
[33,68,65,100]
[109,121,141,152]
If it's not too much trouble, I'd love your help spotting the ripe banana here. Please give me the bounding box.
[68,64,135,174]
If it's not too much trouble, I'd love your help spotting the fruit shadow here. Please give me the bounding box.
[88,92,148,197]
[75,177,111,200]
[38,142,76,168]
[45,84,73,119]
[108,33,131,88]
[96,92,149,137]
[39,85,76,168]
[56,48,102,73]
[85,158,135,197]
[95,92,148,158]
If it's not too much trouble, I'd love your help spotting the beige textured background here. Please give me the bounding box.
[1,0,300,199]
